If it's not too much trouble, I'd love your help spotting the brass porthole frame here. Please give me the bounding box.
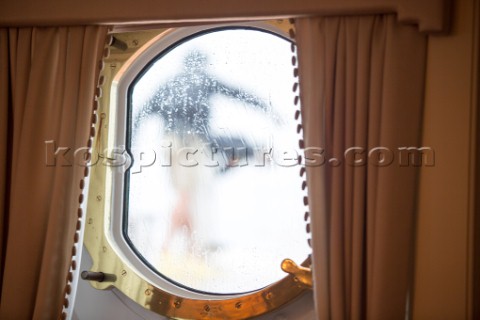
[83,20,311,320]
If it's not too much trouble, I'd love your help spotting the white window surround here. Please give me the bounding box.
[74,248,315,320]
[79,21,314,320]
[108,21,307,300]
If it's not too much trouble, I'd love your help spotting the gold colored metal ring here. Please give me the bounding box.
[84,20,310,320]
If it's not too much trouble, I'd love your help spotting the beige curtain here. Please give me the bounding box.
[0,26,107,319]
[296,15,426,319]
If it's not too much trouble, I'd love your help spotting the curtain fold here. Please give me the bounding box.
[0,26,107,320]
[296,15,426,319]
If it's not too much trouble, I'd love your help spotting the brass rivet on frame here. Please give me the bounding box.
[174,300,182,309]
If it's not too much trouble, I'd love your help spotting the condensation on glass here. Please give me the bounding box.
[126,29,310,294]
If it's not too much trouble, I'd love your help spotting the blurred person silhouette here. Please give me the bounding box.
[132,50,271,253]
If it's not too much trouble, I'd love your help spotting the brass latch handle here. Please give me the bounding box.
[281,259,313,289]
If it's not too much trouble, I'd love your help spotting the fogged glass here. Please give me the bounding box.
[126,29,310,294]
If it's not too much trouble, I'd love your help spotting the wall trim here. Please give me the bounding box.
[471,0,480,317]
[0,0,451,33]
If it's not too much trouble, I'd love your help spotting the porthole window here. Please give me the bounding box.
[84,21,311,319]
